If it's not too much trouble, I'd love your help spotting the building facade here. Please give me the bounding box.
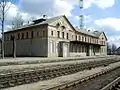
[4,15,107,57]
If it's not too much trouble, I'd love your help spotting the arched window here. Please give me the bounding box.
[61,26,66,30]
[56,23,60,28]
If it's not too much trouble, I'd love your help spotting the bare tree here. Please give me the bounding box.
[12,12,24,29]
[107,42,112,55]
[11,12,24,58]
[0,0,14,59]
[111,44,117,55]
[27,16,36,24]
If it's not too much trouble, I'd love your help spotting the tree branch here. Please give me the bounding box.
[4,0,13,14]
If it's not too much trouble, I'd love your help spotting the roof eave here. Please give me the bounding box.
[5,23,48,34]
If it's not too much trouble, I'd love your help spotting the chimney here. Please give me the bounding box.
[88,30,90,32]
[43,15,47,19]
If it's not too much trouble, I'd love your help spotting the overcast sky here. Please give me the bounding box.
[3,0,120,47]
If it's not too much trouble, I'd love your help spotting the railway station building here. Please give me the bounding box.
[4,15,107,57]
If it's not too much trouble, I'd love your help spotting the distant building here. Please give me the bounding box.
[115,47,120,55]
[4,15,107,57]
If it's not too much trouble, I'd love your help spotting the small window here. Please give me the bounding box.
[82,36,84,41]
[18,33,20,40]
[22,33,24,39]
[26,32,28,39]
[79,36,81,41]
[67,33,69,39]
[43,31,45,36]
[57,31,60,38]
[51,31,53,36]
[31,31,34,38]
[10,35,13,40]
[76,35,77,40]
[62,32,64,38]
[56,23,60,28]
[85,37,86,42]
[61,26,66,30]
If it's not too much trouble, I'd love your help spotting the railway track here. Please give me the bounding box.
[0,57,119,74]
[0,57,120,89]
[46,66,120,90]
[100,77,120,90]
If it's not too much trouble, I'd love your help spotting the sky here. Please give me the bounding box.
[2,0,120,47]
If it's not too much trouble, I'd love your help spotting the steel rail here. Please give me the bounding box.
[100,77,120,90]
[47,66,120,90]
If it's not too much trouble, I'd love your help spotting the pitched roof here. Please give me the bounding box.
[92,31,103,37]
[116,47,120,51]
[40,15,64,24]
[75,27,100,38]
[5,15,66,33]
[5,15,105,38]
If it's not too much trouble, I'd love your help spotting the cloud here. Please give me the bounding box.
[84,0,94,9]
[108,35,120,47]
[3,2,40,30]
[94,0,115,9]
[19,0,77,17]
[3,0,78,30]
[84,0,115,9]
[94,18,120,31]
[1,0,116,32]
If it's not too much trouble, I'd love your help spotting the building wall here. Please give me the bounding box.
[98,33,107,56]
[4,25,48,57]
[47,26,70,57]
[47,17,107,57]
[4,16,107,57]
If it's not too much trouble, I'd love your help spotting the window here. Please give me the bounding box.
[88,37,90,43]
[43,31,45,36]
[31,31,34,38]
[61,26,65,30]
[22,33,24,39]
[79,36,81,41]
[51,31,53,36]
[18,33,20,39]
[96,39,98,44]
[56,23,60,28]
[85,37,86,42]
[76,35,77,40]
[62,32,64,38]
[10,35,13,40]
[82,36,84,41]
[26,32,28,39]
[57,31,60,38]
[67,33,69,39]
[90,38,91,43]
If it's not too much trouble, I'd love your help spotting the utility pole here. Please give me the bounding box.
[79,0,84,30]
